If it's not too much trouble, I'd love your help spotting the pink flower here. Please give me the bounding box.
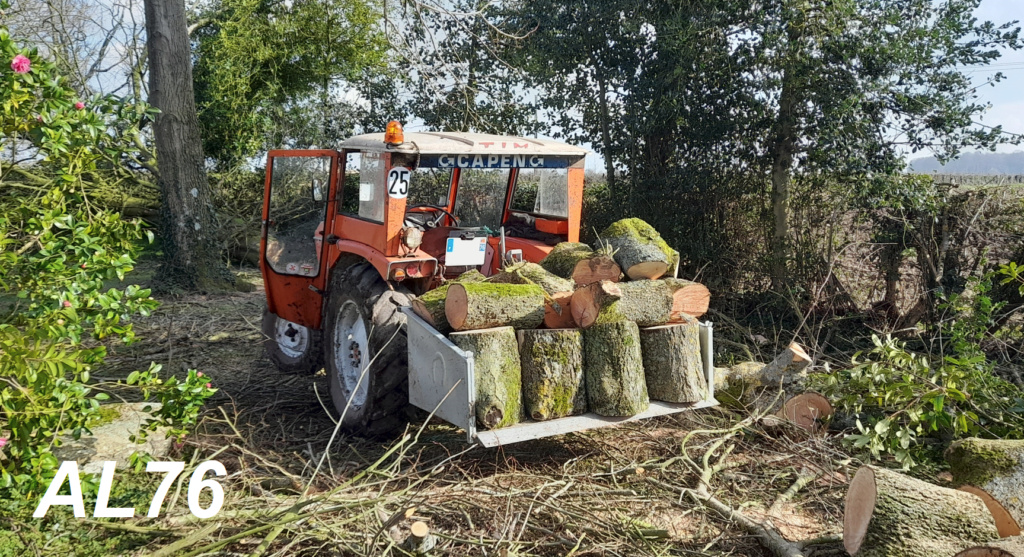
[205,383,212,389]
[74,102,84,110]
[196,372,203,378]
[11,55,30,74]
[62,300,72,307]
[0,438,7,449]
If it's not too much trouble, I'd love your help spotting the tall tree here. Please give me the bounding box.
[145,0,232,290]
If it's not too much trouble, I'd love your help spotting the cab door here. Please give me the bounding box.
[261,150,340,329]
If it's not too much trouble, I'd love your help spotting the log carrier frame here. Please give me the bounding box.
[401,306,717,446]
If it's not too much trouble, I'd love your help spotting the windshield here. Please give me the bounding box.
[453,169,510,229]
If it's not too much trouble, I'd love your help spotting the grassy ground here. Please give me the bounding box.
[6,264,870,556]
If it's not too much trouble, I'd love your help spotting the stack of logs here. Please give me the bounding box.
[410,218,712,429]
[844,438,1024,557]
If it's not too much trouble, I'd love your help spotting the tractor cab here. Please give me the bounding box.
[260,123,588,331]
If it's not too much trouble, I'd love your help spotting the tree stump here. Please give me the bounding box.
[583,321,649,416]
[488,261,574,295]
[517,329,586,420]
[543,291,576,329]
[449,326,522,429]
[777,393,833,432]
[410,270,486,333]
[445,282,546,331]
[639,321,707,403]
[947,438,1024,533]
[539,242,594,278]
[596,218,679,280]
[955,537,1024,557]
[843,465,999,557]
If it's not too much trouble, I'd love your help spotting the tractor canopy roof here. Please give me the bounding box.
[340,131,589,158]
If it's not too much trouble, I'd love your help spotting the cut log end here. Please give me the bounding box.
[778,393,833,432]
[844,466,876,556]
[960,485,1022,538]
[543,292,576,329]
[445,283,469,331]
[570,281,622,329]
[572,255,622,286]
[410,521,430,539]
[626,261,669,281]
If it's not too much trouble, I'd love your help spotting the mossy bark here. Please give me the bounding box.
[616,280,675,326]
[445,282,546,331]
[946,438,1024,527]
[539,242,594,278]
[955,536,1024,557]
[517,329,586,420]
[488,261,574,295]
[583,321,649,416]
[597,218,677,280]
[844,465,999,557]
[410,270,487,333]
[449,326,522,429]
[639,322,707,403]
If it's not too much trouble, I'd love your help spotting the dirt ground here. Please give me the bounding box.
[90,265,855,557]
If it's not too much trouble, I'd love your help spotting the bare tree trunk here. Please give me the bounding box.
[596,69,615,194]
[770,63,797,291]
[145,0,231,291]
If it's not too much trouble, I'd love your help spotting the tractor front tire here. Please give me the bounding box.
[324,262,413,436]
[262,309,323,374]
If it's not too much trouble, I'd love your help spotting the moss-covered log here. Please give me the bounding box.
[543,291,576,329]
[571,280,684,328]
[488,261,574,295]
[662,278,711,320]
[410,270,487,333]
[583,321,649,416]
[445,282,546,331]
[517,329,586,420]
[539,242,594,278]
[571,254,622,287]
[713,343,811,407]
[955,537,1024,557]
[843,465,999,557]
[449,326,522,429]
[570,280,623,328]
[597,218,679,280]
[639,321,707,403]
[947,438,1024,531]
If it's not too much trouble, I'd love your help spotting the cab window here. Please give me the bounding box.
[510,168,569,218]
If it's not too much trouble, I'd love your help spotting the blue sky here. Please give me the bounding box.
[959,0,1024,155]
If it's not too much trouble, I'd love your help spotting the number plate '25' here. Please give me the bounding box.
[387,167,410,199]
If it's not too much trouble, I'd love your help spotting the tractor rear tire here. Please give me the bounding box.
[262,309,323,374]
[324,262,414,436]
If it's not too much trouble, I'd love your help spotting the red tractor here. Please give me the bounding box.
[259,122,593,436]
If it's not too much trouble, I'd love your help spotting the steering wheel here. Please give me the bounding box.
[405,204,460,228]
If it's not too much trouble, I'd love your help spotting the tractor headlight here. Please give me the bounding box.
[401,226,423,251]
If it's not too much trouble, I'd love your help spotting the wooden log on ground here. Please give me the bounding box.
[571,254,622,287]
[488,261,574,295]
[596,218,679,280]
[947,438,1024,533]
[570,281,623,328]
[714,342,811,395]
[955,537,1024,557]
[777,392,833,432]
[445,282,546,331]
[543,291,576,329]
[639,321,707,403]
[448,326,522,429]
[538,242,594,278]
[843,465,999,557]
[517,329,586,420]
[410,270,487,333]
[583,321,649,416]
